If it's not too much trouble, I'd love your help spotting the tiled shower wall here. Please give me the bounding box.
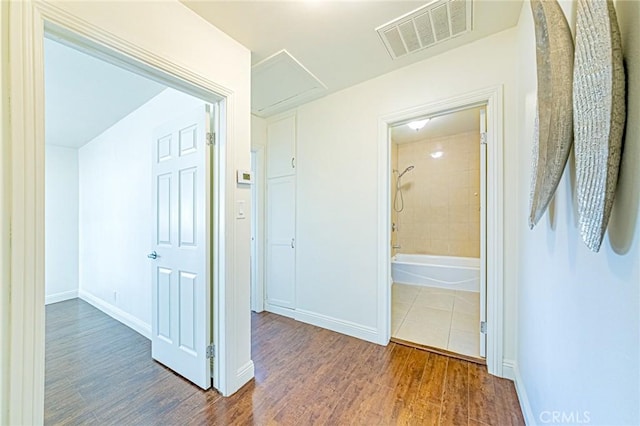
[391,142,399,256]
[395,131,480,258]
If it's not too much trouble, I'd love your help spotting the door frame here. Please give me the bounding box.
[377,86,505,377]
[6,2,236,423]
[250,146,265,313]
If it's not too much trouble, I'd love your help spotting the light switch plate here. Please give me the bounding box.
[236,200,246,219]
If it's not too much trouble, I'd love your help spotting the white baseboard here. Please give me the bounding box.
[79,290,151,340]
[502,359,516,380]
[264,302,295,319]
[294,309,380,344]
[505,359,536,425]
[45,290,78,305]
[234,360,255,394]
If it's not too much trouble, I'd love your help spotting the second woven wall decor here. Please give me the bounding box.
[573,0,626,252]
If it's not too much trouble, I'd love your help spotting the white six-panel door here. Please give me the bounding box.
[151,105,211,389]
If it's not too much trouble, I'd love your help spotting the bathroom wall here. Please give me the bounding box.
[390,142,399,255]
[395,130,480,258]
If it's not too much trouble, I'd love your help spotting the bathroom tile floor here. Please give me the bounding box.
[392,283,481,359]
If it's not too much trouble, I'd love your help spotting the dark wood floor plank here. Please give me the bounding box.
[440,358,469,426]
[376,343,413,389]
[45,299,524,425]
[414,352,449,407]
[493,374,526,426]
[396,348,429,402]
[469,362,500,425]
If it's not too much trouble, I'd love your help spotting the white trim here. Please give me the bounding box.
[502,359,516,381]
[44,290,78,305]
[78,290,151,339]
[294,309,380,343]
[510,361,536,426]
[236,360,255,387]
[250,146,265,313]
[264,303,296,319]
[377,85,506,374]
[212,98,226,393]
[8,3,46,424]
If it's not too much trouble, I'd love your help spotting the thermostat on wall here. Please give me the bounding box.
[236,170,253,184]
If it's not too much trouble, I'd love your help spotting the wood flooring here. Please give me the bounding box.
[45,299,524,425]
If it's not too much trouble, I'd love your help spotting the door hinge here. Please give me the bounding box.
[206,344,215,358]
[480,321,487,334]
[207,132,216,146]
[480,132,488,145]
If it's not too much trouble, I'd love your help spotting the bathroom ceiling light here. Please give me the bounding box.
[430,151,444,159]
[407,119,429,131]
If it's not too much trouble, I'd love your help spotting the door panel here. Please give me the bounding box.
[151,104,211,389]
[157,174,172,245]
[157,267,172,343]
[179,167,197,246]
[267,115,296,178]
[266,176,295,309]
[178,271,197,354]
[268,245,295,307]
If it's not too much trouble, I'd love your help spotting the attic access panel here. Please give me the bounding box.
[376,0,473,60]
[252,50,327,117]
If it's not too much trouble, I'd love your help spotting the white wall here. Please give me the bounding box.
[0,1,10,422]
[252,115,267,150]
[78,88,204,335]
[251,115,267,312]
[45,145,79,304]
[281,28,519,360]
[515,1,640,424]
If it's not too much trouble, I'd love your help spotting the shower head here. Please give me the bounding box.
[398,165,415,178]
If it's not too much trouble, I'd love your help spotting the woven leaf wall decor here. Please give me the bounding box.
[573,0,626,252]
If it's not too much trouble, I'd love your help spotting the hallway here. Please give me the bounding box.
[45,299,524,425]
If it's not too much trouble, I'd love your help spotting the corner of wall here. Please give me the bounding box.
[506,359,536,426]
[78,290,151,339]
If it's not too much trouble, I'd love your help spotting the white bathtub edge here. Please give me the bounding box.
[393,279,479,293]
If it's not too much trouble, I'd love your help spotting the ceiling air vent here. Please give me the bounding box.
[376,0,472,60]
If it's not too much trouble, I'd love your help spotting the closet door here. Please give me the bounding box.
[267,115,296,178]
[266,176,296,309]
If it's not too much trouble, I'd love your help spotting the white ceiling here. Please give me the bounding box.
[391,106,482,144]
[45,38,166,148]
[182,0,523,116]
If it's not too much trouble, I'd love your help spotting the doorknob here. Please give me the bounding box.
[147,251,158,259]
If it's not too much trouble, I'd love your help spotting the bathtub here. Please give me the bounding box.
[391,254,480,292]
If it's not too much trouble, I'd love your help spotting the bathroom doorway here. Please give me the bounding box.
[389,106,487,362]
